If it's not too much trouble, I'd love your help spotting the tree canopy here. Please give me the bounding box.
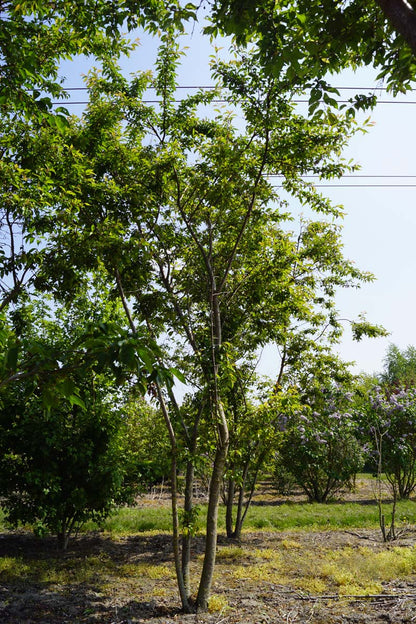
[208,0,416,97]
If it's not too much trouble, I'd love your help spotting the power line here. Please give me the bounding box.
[266,175,416,178]
[49,84,416,105]
[55,85,412,92]
[52,98,416,105]
[273,184,416,188]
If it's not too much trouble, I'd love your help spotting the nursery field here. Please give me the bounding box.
[2,477,416,624]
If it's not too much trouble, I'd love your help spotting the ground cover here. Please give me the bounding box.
[1,477,416,623]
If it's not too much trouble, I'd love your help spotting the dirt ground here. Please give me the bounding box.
[2,479,416,624]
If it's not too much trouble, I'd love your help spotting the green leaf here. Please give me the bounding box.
[5,346,19,371]
[69,394,86,410]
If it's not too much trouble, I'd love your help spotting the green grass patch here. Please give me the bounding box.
[3,495,416,538]
[83,505,173,535]
[80,499,416,536]
[0,507,6,531]
[237,500,416,532]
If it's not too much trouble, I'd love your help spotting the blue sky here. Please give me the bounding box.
[60,25,416,381]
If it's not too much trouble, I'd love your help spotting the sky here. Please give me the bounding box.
[59,21,416,382]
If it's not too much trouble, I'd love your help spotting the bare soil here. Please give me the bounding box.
[1,479,416,624]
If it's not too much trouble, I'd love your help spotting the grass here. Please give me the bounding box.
[212,539,416,597]
[83,505,173,535]
[78,498,416,536]
[2,479,416,621]
[0,478,416,622]
[0,507,6,531]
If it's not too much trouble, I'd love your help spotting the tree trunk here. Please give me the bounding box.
[182,459,194,600]
[233,464,249,541]
[225,477,235,538]
[156,386,191,612]
[57,530,69,551]
[375,0,416,55]
[170,449,192,611]
[196,411,229,611]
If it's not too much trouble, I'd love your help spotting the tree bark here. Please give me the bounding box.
[225,477,235,538]
[233,463,249,541]
[156,386,191,612]
[196,401,229,611]
[182,459,194,599]
[375,0,416,55]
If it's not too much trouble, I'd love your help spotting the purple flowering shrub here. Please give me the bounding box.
[359,386,416,499]
[275,385,364,502]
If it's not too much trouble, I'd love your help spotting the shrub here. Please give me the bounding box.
[277,385,364,502]
[0,377,132,550]
[358,385,416,499]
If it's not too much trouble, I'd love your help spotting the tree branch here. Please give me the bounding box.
[375,0,416,55]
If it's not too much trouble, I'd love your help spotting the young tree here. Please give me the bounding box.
[381,343,416,387]
[19,38,384,610]
[358,385,416,500]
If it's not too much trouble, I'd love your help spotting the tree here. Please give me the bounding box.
[208,0,416,99]
[8,26,387,608]
[358,384,416,500]
[0,0,194,119]
[222,379,298,539]
[119,390,172,488]
[0,297,143,550]
[381,343,416,387]
[219,210,384,537]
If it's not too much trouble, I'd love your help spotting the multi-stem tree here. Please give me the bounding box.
[28,38,382,610]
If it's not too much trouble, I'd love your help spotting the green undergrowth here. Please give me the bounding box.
[242,500,416,532]
[82,499,416,536]
[3,498,416,536]
[83,505,173,535]
[2,498,416,602]
[2,532,416,600]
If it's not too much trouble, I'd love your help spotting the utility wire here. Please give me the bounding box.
[53,85,413,91]
[272,184,416,188]
[266,175,416,178]
[52,99,416,105]
[48,87,416,188]
[50,84,416,105]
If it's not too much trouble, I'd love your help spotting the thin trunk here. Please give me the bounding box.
[225,477,235,538]
[196,401,229,611]
[182,459,194,599]
[233,463,249,540]
[157,386,191,612]
[182,399,205,598]
[237,459,262,539]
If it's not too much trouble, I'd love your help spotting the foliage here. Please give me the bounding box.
[0,0,195,119]
[380,343,416,387]
[208,0,416,98]
[0,296,161,550]
[357,385,416,500]
[119,392,171,488]
[273,453,298,496]
[0,372,130,550]
[276,384,364,502]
